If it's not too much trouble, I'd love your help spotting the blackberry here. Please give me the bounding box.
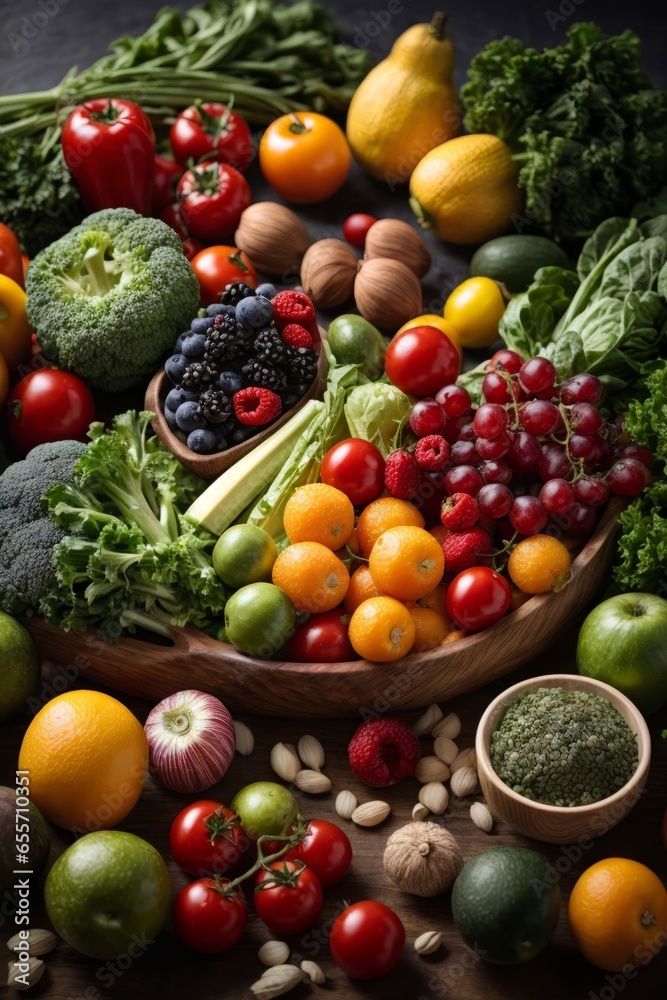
[241,359,287,392]
[197,387,232,424]
[204,315,244,363]
[253,325,289,366]
[181,359,218,391]
[221,281,256,306]
[284,347,318,386]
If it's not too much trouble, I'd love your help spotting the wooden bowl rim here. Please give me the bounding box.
[475,672,651,816]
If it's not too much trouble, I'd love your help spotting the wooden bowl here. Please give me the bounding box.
[145,331,328,479]
[28,498,625,718]
[475,673,651,844]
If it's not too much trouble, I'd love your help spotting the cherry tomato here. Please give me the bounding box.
[152,155,182,214]
[446,566,512,632]
[284,609,358,664]
[291,819,352,887]
[329,901,405,979]
[254,860,323,934]
[342,213,377,249]
[321,438,385,506]
[259,112,350,203]
[190,246,258,305]
[170,102,253,172]
[182,237,204,261]
[159,204,203,259]
[169,799,249,878]
[0,222,25,288]
[385,326,460,397]
[171,878,246,953]
[178,161,251,243]
[7,369,95,456]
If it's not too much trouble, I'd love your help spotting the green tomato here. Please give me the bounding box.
[213,523,277,589]
[231,782,299,840]
[224,582,295,657]
[327,314,387,378]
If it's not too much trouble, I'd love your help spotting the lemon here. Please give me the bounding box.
[409,135,523,245]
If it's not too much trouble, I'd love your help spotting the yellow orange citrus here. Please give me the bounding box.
[356,497,425,558]
[272,541,349,613]
[283,483,354,550]
[349,596,415,662]
[416,585,449,619]
[508,535,571,594]
[18,690,148,832]
[369,525,445,601]
[344,564,384,614]
[408,606,450,652]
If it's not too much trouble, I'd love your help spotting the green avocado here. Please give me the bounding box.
[470,235,573,293]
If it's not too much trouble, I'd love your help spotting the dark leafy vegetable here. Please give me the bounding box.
[614,482,667,593]
[461,23,667,243]
[625,363,667,472]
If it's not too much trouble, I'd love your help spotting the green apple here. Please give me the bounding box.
[0,787,51,898]
[45,831,170,960]
[231,781,299,840]
[576,593,667,714]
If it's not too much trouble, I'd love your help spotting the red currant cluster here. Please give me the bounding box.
[384,349,651,548]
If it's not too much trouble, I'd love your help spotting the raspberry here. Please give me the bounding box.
[442,526,489,574]
[347,717,421,788]
[414,435,450,471]
[232,387,282,426]
[384,450,421,499]
[440,492,479,531]
[272,290,318,338]
[281,323,314,349]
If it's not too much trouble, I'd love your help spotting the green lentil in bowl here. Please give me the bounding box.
[489,686,639,807]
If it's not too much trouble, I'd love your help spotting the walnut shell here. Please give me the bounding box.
[234,202,310,274]
[354,258,422,331]
[383,821,464,897]
[365,219,431,278]
[300,239,358,308]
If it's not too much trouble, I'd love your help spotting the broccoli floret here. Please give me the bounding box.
[25,208,200,392]
[0,439,86,614]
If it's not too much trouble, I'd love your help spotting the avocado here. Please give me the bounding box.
[471,235,573,294]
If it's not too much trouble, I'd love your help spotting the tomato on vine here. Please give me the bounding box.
[171,878,247,953]
[254,860,323,934]
[290,818,352,887]
[169,799,248,878]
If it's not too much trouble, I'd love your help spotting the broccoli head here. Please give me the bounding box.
[25,208,200,392]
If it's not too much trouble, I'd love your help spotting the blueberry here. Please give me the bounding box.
[214,425,230,450]
[190,316,212,335]
[235,295,274,331]
[219,370,244,395]
[181,333,207,359]
[255,282,277,300]
[176,401,206,433]
[232,424,255,445]
[206,303,236,317]
[164,407,178,430]
[187,428,217,454]
[281,391,300,410]
[166,386,198,410]
[174,332,187,353]
[165,354,187,385]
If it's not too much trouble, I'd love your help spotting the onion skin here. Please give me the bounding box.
[144,689,236,793]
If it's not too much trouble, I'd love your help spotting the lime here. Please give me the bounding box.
[0,611,40,723]
[213,524,278,589]
[224,582,295,657]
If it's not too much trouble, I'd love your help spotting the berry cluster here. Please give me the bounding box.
[162,283,320,454]
[384,349,651,571]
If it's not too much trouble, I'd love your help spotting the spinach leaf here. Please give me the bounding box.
[577,217,639,281]
[599,237,667,296]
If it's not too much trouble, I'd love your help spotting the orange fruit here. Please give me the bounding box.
[272,541,349,613]
[344,564,384,614]
[369,525,445,601]
[283,483,354,550]
[442,629,467,644]
[348,596,415,662]
[408,606,450,652]
[508,535,571,594]
[18,690,148,833]
[568,858,667,973]
[429,524,449,546]
[416,584,449,618]
[356,497,425,558]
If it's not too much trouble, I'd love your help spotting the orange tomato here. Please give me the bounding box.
[259,112,351,203]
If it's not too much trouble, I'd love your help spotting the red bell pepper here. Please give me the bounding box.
[0,223,25,289]
[61,99,155,216]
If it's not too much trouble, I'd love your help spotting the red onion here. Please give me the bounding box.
[144,689,235,793]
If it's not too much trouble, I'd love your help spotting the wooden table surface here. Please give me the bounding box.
[1,619,666,1000]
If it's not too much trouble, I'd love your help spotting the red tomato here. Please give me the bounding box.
[0,222,25,288]
[292,819,352,887]
[170,103,253,172]
[284,609,358,663]
[342,213,377,249]
[254,860,323,934]
[330,901,405,979]
[178,161,251,243]
[169,800,248,878]
[321,438,385,506]
[161,202,188,239]
[152,155,182,214]
[171,878,246,953]
[182,237,204,261]
[385,326,460,397]
[190,246,258,305]
[7,369,95,456]
[446,566,512,631]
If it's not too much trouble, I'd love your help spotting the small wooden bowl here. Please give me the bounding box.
[475,673,651,845]
[145,330,328,479]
